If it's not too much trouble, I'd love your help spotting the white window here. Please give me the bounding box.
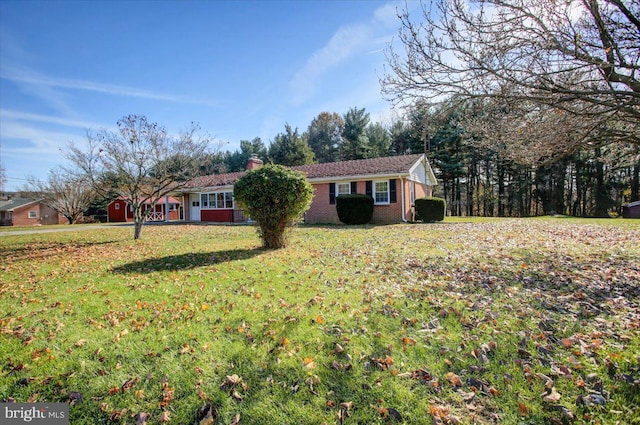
[374,181,389,204]
[337,182,351,196]
[114,203,120,210]
[28,210,38,219]
[201,192,234,209]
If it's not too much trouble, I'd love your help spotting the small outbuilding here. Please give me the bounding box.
[622,201,640,218]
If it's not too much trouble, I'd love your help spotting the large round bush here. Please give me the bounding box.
[415,197,446,222]
[336,194,374,225]
[234,164,313,249]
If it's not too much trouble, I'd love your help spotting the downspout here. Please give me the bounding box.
[400,176,408,222]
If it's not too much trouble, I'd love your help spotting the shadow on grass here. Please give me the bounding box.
[0,241,119,265]
[111,247,265,274]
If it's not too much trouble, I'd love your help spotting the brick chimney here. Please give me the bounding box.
[246,154,263,171]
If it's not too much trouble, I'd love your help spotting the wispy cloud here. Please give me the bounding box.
[289,23,371,106]
[1,67,221,107]
[288,1,404,107]
[0,109,108,131]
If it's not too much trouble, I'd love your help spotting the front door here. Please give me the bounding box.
[189,196,201,221]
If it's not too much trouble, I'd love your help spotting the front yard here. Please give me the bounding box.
[1,219,638,424]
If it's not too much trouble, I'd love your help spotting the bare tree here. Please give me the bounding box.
[382,0,640,159]
[0,164,6,194]
[67,115,213,239]
[25,168,95,224]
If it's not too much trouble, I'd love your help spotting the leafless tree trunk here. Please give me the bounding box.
[67,115,214,239]
[25,168,94,224]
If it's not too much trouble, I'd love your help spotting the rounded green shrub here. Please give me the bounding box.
[415,197,446,222]
[336,194,374,225]
[234,164,313,249]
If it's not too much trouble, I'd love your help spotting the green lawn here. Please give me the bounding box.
[1,219,639,424]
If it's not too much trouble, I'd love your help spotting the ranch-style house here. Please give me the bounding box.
[179,153,437,224]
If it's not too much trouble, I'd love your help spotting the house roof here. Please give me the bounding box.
[186,154,429,189]
[111,196,182,205]
[625,201,640,208]
[293,154,425,180]
[0,198,41,212]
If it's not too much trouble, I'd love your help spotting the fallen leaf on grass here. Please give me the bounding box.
[445,372,462,387]
[135,412,150,425]
[518,401,528,416]
[196,403,216,425]
[159,410,171,422]
[542,387,561,403]
[122,376,139,392]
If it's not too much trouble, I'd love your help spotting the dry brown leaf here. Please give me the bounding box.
[542,387,561,403]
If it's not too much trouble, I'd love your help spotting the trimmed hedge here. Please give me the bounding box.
[415,197,446,222]
[336,194,374,225]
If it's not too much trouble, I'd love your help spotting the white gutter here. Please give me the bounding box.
[400,176,408,222]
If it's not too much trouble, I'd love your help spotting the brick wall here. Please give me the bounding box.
[305,180,407,224]
[11,203,63,226]
[304,183,340,224]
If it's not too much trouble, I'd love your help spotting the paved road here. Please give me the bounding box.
[0,223,132,236]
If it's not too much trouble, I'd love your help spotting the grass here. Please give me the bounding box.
[1,219,639,424]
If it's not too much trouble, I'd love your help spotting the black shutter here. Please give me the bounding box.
[366,181,373,197]
[329,183,336,205]
[350,181,357,194]
[389,179,397,203]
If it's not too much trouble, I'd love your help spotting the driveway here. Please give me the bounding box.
[0,223,132,236]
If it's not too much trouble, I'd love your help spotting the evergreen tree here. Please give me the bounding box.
[341,107,370,160]
[268,124,315,166]
[307,112,344,163]
[226,138,267,172]
[365,123,391,158]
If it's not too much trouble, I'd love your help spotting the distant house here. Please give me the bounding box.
[0,196,65,226]
[622,201,640,218]
[107,196,182,223]
[180,154,438,224]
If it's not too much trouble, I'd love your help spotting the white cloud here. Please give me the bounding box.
[1,69,220,107]
[288,1,405,108]
[289,23,371,106]
[373,3,400,27]
[0,109,108,131]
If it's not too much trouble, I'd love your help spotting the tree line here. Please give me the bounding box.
[197,101,639,218]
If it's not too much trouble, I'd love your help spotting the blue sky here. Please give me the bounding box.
[0,0,415,191]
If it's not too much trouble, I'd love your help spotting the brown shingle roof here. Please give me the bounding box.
[185,154,424,189]
[186,171,247,189]
[292,154,424,179]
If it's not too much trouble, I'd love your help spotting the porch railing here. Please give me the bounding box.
[146,211,165,222]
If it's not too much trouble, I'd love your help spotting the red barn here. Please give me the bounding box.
[107,196,181,222]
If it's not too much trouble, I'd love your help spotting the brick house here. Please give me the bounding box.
[107,196,182,222]
[180,154,437,224]
[0,196,65,226]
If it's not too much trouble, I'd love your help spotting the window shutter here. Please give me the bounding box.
[329,183,336,205]
[389,179,397,203]
[365,181,372,197]
[350,181,357,194]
